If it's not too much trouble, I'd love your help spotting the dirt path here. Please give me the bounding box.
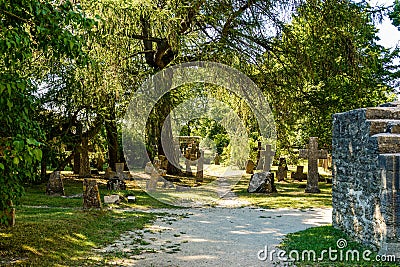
[97,206,332,266]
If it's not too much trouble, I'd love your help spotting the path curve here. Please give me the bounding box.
[97,207,332,266]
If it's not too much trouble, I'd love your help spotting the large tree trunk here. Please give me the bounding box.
[106,110,119,171]
[79,137,91,177]
[73,147,81,174]
[156,94,182,176]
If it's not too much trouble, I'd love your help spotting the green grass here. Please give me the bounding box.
[0,177,176,266]
[232,172,332,209]
[277,226,399,266]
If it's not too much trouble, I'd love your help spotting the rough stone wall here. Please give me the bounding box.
[332,103,400,256]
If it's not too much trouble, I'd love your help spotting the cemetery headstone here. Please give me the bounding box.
[146,169,159,191]
[185,158,192,176]
[299,137,327,193]
[247,172,277,193]
[106,177,126,190]
[127,195,136,203]
[246,160,255,174]
[214,153,220,165]
[115,163,125,180]
[105,167,116,179]
[83,179,102,209]
[104,194,120,204]
[196,150,204,183]
[291,166,307,182]
[144,162,154,174]
[276,157,288,181]
[262,144,275,172]
[46,171,65,196]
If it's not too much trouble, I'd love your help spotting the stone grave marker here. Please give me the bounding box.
[185,158,192,176]
[115,163,125,180]
[146,169,159,191]
[46,171,65,196]
[105,167,116,179]
[246,160,255,174]
[214,153,220,165]
[291,166,307,182]
[262,144,275,172]
[144,162,154,174]
[104,194,120,204]
[196,150,204,183]
[247,172,277,193]
[83,179,102,209]
[276,157,288,181]
[106,178,126,190]
[299,137,327,193]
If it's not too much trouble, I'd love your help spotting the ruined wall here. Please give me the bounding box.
[332,103,400,256]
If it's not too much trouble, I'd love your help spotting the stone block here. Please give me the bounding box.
[104,194,120,204]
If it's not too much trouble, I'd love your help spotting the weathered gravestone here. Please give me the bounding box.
[291,166,307,182]
[246,160,255,174]
[83,179,101,209]
[247,172,277,193]
[299,137,327,193]
[185,158,192,176]
[115,163,126,180]
[144,162,154,174]
[46,171,65,196]
[276,157,288,181]
[214,153,220,165]
[262,144,275,172]
[106,178,126,190]
[105,167,116,179]
[196,150,204,183]
[104,194,120,204]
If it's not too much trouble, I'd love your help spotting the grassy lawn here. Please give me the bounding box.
[0,176,174,266]
[278,226,399,266]
[1,167,335,265]
[232,167,332,209]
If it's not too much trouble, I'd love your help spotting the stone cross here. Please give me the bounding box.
[299,137,327,193]
[262,144,275,172]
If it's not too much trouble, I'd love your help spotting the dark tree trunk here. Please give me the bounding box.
[73,147,81,174]
[79,137,91,177]
[106,111,119,171]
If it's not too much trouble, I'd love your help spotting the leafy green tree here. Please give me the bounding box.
[0,0,95,225]
[390,0,400,29]
[259,0,396,155]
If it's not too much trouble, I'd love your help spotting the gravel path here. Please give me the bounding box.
[97,206,332,266]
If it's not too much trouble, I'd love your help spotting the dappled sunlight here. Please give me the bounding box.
[22,245,43,256]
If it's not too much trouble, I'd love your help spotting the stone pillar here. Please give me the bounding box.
[46,171,65,196]
[196,150,204,183]
[83,179,101,209]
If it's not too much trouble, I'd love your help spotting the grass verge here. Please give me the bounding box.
[233,172,332,209]
[277,226,399,266]
[0,177,175,266]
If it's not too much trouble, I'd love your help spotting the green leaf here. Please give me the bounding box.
[0,163,4,170]
[32,148,42,161]
[26,138,39,146]
[13,157,19,165]
[7,99,13,109]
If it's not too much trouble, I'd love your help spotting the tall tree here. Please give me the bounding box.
[0,0,95,225]
[258,0,396,153]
